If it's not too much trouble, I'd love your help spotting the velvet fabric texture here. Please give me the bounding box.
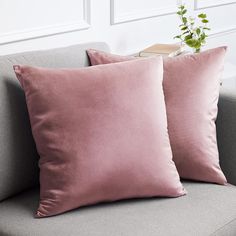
[14,57,185,218]
[87,47,227,185]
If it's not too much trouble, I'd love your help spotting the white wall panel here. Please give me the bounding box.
[111,0,179,24]
[195,0,236,10]
[193,0,236,39]
[0,0,235,65]
[0,0,90,45]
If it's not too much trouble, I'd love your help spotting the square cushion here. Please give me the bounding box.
[87,47,227,185]
[14,57,185,217]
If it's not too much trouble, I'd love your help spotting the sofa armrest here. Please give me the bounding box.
[217,88,236,186]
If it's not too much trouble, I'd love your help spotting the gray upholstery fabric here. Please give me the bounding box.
[0,42,110,201]
[0,182,236,236]
[217,88,236,186]
[211,219,236,236]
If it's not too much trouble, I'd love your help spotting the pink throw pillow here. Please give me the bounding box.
[87,48,227,185]
[14,57,185,218]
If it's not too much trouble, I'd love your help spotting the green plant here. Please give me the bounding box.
[174,5,210,53]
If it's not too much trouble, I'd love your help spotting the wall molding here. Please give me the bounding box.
[0,0,91,45]
[111,0,180,25]
[209,26,236,38]
[194,0,236,38]
[194,0,236,10]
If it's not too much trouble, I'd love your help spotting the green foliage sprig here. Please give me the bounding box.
[174,5,210,53]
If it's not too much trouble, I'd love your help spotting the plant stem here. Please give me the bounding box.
[180,15,193,42]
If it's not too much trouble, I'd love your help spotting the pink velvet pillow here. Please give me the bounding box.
[14,57,185,218]
[87,47,227,185]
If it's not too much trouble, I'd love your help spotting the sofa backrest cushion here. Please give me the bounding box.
[0,42,110,201]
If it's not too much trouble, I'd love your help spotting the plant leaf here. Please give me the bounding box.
[186,39,198,47]
[202,19,209,23]
[182,17,187,24]
[196,28,201,35]
[200,33,206,40]
[185,35,192,40]
[182,31,189,35]
[198,13,207,18]
[181,26,188,31]
[174,35,181,39]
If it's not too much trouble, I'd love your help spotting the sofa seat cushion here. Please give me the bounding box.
[0,182,236,236]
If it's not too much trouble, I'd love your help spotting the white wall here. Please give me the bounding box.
[0,0,236,63]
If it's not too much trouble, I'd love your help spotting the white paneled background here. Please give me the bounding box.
[0,0,236,64]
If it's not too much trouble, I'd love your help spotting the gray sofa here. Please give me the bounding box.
[0,42,236,236]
